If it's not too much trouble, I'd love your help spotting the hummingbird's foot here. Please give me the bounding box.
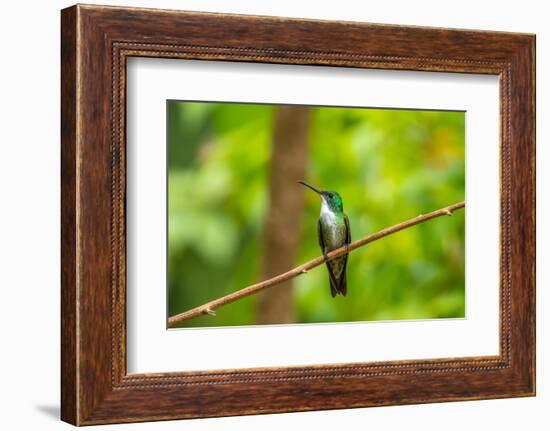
[323,252,329,262]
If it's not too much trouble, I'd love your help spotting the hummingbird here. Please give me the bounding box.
[299,181,351,297]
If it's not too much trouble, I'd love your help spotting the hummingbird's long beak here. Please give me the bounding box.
[298,180,323,195]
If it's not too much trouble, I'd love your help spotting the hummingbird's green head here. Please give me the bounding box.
[298,181,344,213]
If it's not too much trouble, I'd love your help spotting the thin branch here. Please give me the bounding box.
[168,201,465,327]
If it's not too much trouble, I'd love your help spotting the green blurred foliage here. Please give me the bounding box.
[168,101,465,328]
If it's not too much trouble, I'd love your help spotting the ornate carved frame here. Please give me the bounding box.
[61,4,535,425]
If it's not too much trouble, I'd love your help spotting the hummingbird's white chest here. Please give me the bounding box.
[320,200,346,250]
[320,200,337,225]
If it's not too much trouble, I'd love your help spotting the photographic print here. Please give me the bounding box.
[167,101,465,328]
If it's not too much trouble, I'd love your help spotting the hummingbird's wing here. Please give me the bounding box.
[341,214,352,296]
[317,218,324,250]
[319,219,339,297]
[345,213,351,245]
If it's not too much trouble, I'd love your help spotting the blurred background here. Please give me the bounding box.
[167,101,465,328]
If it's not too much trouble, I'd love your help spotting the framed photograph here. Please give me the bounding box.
[61,4,535,425]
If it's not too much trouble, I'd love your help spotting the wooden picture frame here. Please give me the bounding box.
[61,4,535,425]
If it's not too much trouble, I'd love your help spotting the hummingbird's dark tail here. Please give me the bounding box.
[339,272,347,296]
[329,275,338,298]
[327,264,347,297]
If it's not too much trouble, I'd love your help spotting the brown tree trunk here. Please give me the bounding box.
[256,106,310,324]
